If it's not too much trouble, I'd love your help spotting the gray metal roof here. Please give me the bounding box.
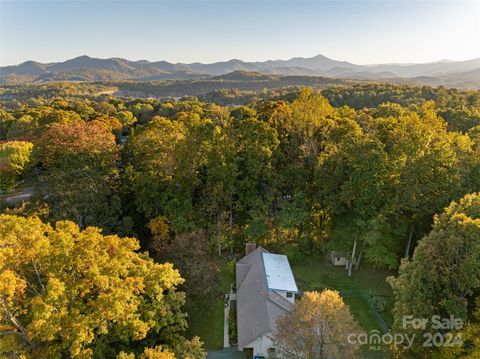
[236,247,294,351]
[262,252,298,293]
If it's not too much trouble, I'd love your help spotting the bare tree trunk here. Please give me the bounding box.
[404,224,414,259]
[217,234,222,256]
[229,193,233,253]
[348,240,357,277]
[355,240,367,270]
[217,213,222,257]
[32,260,45,294]
[1,300,35,348]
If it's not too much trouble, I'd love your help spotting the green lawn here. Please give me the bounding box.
[186,258,233,350]
[291,257,395,330]
[343,296,382,332]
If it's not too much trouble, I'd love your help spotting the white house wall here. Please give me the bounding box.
[273,289,295,304]
[245,334,274,357]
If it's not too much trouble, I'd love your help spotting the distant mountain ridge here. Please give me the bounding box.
[1,54,479,88]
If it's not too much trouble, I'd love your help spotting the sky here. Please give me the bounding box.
[1,0,479,66]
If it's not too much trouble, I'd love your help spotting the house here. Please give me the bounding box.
[236,244,298,358]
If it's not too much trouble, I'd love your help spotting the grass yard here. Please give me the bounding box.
[343,296,382,332]
[291,257,395,330]
[186,258,234,350]
[292,256,396,356]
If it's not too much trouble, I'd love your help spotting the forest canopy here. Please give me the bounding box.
[1,82,480,357]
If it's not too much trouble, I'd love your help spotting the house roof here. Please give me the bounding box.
[262,252,298,293]
[236,247,295,351]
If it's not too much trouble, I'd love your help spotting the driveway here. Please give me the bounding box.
[207,347,247,359]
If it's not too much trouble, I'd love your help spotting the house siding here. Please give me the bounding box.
[273,289,295,304]
[245,334,274,357]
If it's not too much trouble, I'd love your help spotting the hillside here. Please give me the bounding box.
[2,54,479,88]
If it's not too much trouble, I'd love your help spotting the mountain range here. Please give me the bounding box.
[1,54,480,88]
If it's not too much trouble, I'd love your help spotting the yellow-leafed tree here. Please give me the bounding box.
[273,290,362,359]
[0,214,205,358]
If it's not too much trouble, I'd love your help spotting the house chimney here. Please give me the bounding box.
[245,242,256,256]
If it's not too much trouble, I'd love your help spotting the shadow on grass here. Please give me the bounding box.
[186,258,233,350]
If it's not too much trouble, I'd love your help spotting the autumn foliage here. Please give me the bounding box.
[0,215,204,358]
[274,290,362,358]
[34,120,117,168]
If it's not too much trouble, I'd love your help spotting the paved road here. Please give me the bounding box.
[0,186,34,207]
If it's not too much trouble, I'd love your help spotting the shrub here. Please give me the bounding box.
[365,289,387,313]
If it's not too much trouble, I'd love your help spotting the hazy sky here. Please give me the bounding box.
[1,0,479,66]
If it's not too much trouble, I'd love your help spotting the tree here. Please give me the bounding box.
[37,108,82,128]
[92,114,124,140]
[118,346,176,359]
[466,125,480,193]
[264,90,338,249]
[37,167,133,234]
[370,103,471,258]
[0,141,33,191]
[33,121,130,233]
[437,298,480,359]
[130,102,155,124]
[124,116,205,233]
[152,230,218,306]
[195,121,237,255]
[34,120,117,169]
[0,214,204,358]
[226,116,279,242]
[0,109,15,141]
[315,116,394,271]
[273,290,361,359]
[6,115,38,140]
[117,337,205,359]
[388,193,480,354]
[7,106,84,141]
[117,110,137,128]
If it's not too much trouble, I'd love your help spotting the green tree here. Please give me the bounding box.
[264,90,337,248]
[117,110,138,128]
[6,115,38,140]
[0,141,33,191]
[130,102,155,124]
[388,193,480,354]
[466,125,480,193]
[315,115,395,271]
[226,115,279,242]
[0,109,15,140]
[368,103,472,258]
[124,116,207,233]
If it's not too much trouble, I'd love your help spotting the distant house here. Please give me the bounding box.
[236,245,298,358]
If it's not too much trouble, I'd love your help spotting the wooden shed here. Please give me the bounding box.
[330,251,348,266]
